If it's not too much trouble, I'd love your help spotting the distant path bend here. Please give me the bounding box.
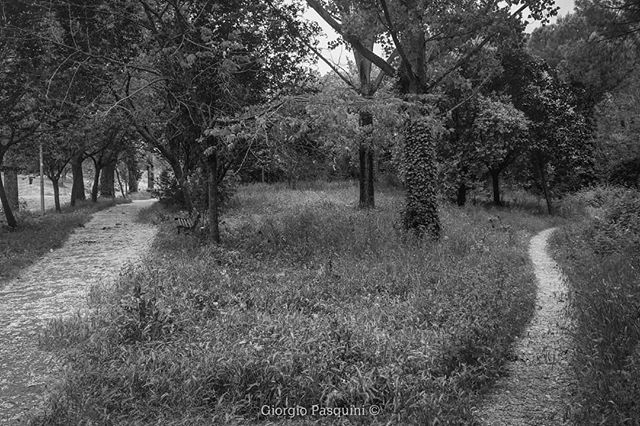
[475,227,575,425]
[0,200,158,424]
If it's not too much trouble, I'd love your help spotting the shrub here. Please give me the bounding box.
[153,168,238,213]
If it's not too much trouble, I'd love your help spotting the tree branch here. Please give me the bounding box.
[306,0,395,76]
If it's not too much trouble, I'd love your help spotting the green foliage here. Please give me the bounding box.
[31,183,552,425]
[154,169,237,213]
[551,187,640,424]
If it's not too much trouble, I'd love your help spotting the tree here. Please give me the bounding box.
[495,49,595,213]
[307,0,557,236]
[0,1,42,227]
[472,96,530,205]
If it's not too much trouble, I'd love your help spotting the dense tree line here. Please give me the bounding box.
[1,0,637,239]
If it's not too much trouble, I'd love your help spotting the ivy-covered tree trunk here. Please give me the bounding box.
[70,153,86,206]
[402,118,440,237]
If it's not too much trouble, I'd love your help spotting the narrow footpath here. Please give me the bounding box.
[474,227,576,425]
[0,200,157,424]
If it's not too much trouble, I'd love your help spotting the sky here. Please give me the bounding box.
[306,0,576,75]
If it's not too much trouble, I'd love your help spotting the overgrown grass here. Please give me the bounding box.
[0,198,131,285]
[32,182,553,425]
[551,187,640,425]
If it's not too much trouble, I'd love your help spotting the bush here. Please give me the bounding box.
[153,168,238,213]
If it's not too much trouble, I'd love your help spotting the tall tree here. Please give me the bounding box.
[307,0,557,236]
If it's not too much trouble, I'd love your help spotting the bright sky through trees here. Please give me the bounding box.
[306,0,576,75]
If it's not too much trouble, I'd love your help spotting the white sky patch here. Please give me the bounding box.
[305,0,576,75]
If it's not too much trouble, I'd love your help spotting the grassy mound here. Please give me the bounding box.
[552,187,640,424]
[33,183,551,425]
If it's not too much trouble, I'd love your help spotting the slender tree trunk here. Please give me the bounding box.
[51,177,61,212]
[70,153,86,206]
[456,182,467,206]
[358,144,367,207]
[4,167,19,211]
[354,36,376,209]
[402,118,440,237]
[91,162,101,202]
[206,152,220,243]
[0,171,17,228]
[490,169,502,206]
[357,111,375,209]
[366,148,374,207]
[100,160,116,198]
[535,155,553,214]
[116,166,126,198]
[147,164,154,191]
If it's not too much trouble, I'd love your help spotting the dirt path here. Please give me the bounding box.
[474,227,575,425]
[0,200,158,424]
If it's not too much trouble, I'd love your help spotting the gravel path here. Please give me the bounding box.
[0,200,158,424]
[474,227,576,425]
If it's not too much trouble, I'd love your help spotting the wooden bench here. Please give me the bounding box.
[175,211,201,234]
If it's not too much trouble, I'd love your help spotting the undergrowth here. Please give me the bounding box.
[32,183,552,425]
[552,186,640,424]
[0,198,130,285]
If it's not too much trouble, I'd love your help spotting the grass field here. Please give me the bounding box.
[29,181,559,425]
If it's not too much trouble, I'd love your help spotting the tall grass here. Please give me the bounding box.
[552,187,640,424]
[32,183,553,425]
[0,199,130,285]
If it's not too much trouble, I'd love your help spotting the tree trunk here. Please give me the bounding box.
[366,148,374,207]
[402,118,440,238]
[4,167,19,211]
[91,162,101,202]
[358,144,367,207]
[147,164,154,191]
[206,152,220,243]
[100,160,116,198]
[354,37,376,209]
[535,155,553,214]
[490,169,502,206]
[52,177,61,212]
[456,182,467,206]
[357,111,375,209]
[70,153,86,206]
[0,171,17,228]
[127,162,139,193]
[116,166,126,198]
